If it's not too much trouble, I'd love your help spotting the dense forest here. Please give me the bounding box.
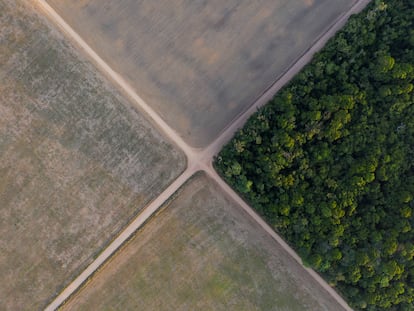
[215,1,414,310]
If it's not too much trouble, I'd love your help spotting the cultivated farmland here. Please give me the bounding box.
[46,0,357,147]
[0,1,185,310]
[62,173,345,311]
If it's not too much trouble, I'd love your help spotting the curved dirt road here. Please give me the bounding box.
[35,0,372,310]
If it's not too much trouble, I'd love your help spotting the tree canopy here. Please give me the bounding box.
[216,1,414,309]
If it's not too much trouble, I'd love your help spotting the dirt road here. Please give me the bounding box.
[35,0,371,310]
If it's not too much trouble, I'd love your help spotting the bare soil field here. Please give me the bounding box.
[0,1,185,309]
[63,173,345,311]
[46,0,356,147]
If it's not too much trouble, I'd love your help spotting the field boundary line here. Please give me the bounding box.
[203,0,372,158]
[205,167,354,311]
[44,168,195,311]
[33,0,198,160]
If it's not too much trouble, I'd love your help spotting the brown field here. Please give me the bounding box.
[62,173,345,311]
[0,1,185,309]
[46,0,356,147]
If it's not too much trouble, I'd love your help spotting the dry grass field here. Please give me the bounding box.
[0,1,185,309]
[46,0,356,147]
[63,173,345,311]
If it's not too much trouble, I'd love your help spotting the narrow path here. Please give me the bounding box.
[36,0,371,310]
[205,167,353,311]
[45,168,195,311]
[34,0,199,162]
[202,0,372,160]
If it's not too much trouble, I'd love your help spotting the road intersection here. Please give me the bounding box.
[35,0,371,309]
